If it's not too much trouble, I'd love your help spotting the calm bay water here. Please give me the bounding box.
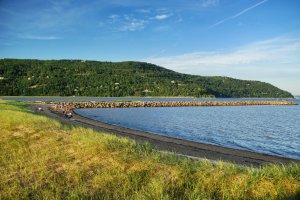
[75,99,300,160]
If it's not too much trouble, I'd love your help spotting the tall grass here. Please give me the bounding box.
[0,100,299,199]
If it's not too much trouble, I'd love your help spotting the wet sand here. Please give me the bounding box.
[31,103,300,167]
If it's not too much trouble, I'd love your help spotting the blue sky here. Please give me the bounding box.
[1,0,300,94]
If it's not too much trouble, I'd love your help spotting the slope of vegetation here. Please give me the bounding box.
[0,58,293,98]
[0,100,299,199]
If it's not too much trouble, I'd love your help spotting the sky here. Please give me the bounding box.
[1,0,300,95]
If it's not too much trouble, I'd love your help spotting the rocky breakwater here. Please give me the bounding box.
[49,100,297,114]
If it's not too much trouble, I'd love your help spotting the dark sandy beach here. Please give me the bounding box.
[31,103,300,167]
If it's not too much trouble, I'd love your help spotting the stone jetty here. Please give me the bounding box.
[49,100,297,114]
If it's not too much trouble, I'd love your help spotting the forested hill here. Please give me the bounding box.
[0,59,293,98]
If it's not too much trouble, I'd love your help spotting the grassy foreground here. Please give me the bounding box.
[0,101,299,200]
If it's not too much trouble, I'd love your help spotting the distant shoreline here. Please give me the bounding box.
[31,103,300,167]
[49,100,297,112]
[1,95,297,99]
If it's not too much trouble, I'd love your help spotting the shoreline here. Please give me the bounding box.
[1,96,297,99]
[49,100,297,113]
[31,103,300,167]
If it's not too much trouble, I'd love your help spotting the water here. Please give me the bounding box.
[75,99,300,160]
[3,96,299,159]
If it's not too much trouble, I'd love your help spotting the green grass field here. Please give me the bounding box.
[0,100,299,199]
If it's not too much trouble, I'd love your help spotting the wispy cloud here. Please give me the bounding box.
[152,9,173,20]
[109,14,120,21]
[106,9,174,32]
[144,37,300,93]
[146,37,300,69]
[19,35,63,40]
[119,19,148,31]
[13,0,87,30]
[136,9,151,13]
[201,0,219,8]
[209,0,268,28]
[0,0,93,42]
[107,14,149,31]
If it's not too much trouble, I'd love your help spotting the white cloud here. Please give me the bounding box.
[144,37,300,94]
[154,14,169,20]
[153,9,173,20]
[210,0,268,28]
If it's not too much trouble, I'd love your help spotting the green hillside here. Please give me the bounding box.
[0,59,293,98]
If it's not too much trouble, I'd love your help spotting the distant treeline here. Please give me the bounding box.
[0,59,293,98]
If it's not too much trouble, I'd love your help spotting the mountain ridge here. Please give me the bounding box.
[0,59,294,98]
